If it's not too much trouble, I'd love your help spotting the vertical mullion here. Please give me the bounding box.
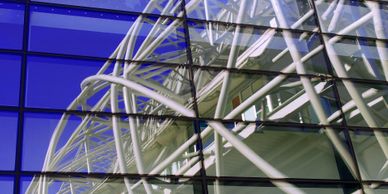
[5,0,383,192]
[14,0,31,193]
[310,0,364,193]
[180,0,209,193]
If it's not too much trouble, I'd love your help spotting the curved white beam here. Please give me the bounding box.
[81,75,195,117]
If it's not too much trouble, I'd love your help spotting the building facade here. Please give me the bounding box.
[0,0,387,193]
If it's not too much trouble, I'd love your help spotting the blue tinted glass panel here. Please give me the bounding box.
[0,111,18,170]
[26,56,102,109]
[0,54,21,106]
[62,62,193,114]
[22,112,81,171]
[21,176,64,194]
[22,176,198,194]
[0,2,24,49]
[20,177,31,194]
[32,0,182,16]
[0,177,13,194]
[29,6,134,57]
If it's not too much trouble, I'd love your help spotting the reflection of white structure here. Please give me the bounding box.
[27,0,387,193]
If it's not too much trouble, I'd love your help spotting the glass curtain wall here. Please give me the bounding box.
[0,0,387,193]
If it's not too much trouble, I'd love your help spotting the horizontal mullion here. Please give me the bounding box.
[2,106,388,131]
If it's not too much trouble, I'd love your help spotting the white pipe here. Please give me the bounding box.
[328,0,345,32]
[81,75,195,117]
[271,0,359,178]
[321,0,338,20]
[149,134,199,174]
[291,9,315,29]
[329,12,373,44]
[366,1,388,81]
[129,116,153,193]
[323,35,388,160]
[123,73,153,193]
[212,1,248,193]
[208,121,305,194]
[110,60,134,194]
[204,0,214,46]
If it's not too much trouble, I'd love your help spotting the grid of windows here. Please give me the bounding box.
[0,0,388,193]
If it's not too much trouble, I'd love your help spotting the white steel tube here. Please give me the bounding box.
[323,35,388,159]
[81,75,195,117]
[208,121,305,194]
[328,0,345,32]
[366,1,388,81]
[212,2,247,193]
[110,61,134,194]
[271,0,359,178]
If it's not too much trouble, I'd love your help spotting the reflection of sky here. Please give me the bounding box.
[27,5,186,60]
[0,2,24,50]
[16,4,184,178]
[0,111,16,192]
[0,0,387,193]
[21,176,86,194]
[0,177,14,194]
[31,0,178,15]
[0,54,21,106]
[22,112,81,171]
[31,12,132,34]
[0,112,18,170]
[26,56,102,109]
[29,5,132,58]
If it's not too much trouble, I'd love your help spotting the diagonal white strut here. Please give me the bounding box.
[28,1,388,194]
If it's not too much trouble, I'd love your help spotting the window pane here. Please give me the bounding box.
[0,2,24,49]
[28,6,134,58]
[201,122,355,180]
[336,81,388,127]
[208,181,359,194]
[315,0,388,39]
[0,54,21,106]
[26,57,195,115]
[25,56,102,109]
[188,21,329,74]
[327,37,388,81]
[32,0,183,16]
[187,0,317,30]
[28,5,187,62]
[0,111,18,170]
[22,112,81,171]
[194,69,340,124]
[23,112,200,175]
[28,114,200,175]
[77,63,194,115]
[350,129,388,181]
[0,177,14,194]
[22,176,200,194]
